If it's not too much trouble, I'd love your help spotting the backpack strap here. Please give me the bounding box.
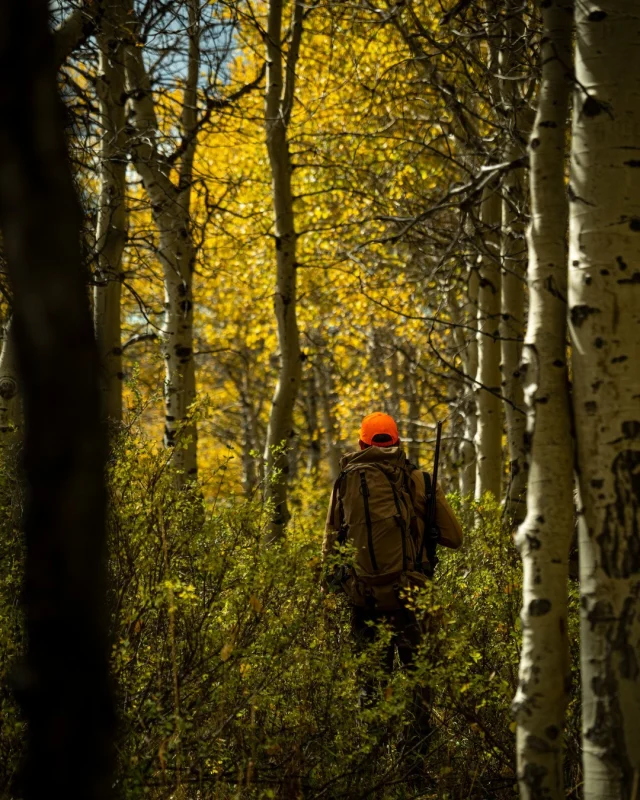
[359,470,378,572]
[418,471,439,576]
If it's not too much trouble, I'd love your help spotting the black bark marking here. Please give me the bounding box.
[571,304,600,327]
[553,359,564,367]
[618,272,640,285]
[174,345,191,359]
[530,137,540,150]
[587,10,607,21]
[594,337,605,349]
[597,449,640,578]
[526,734,553,753]
[630,218,640,232]
[546,725,559,740]
[611,355,628,363]
[624,160,640,168]
[539,120,558,129]
[583,96,603,117]
[622,421,640,439]
[585,401,598,414]
[529,598,552,617]
[522,763,548,793]
[616,255,627,270]
[526,534,541,550]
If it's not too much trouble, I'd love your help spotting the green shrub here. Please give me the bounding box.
[0,432,582,799]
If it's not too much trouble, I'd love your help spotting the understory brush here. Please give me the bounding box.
[0,433,582,799]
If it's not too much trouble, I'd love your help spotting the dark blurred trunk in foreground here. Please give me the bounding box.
[0,1,114,798]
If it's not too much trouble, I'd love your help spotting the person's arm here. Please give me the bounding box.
[435,483,463,549]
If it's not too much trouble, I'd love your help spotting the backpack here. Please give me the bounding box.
[330,446,428,610]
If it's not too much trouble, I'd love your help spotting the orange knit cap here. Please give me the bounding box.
[359,412,399,447]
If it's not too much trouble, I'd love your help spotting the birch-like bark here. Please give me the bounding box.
[94,15,127,423]
[474,184,503,499]
[240,369,258,496]
[124,1,198,479]
[500,4,531,523]
[454,266,479,497]
[501,158,528,521]
[404,348,421,466]
[500,0,533,524]
[0,319,19,439]
[569,3,640,796]
[263,0,304,538]
[315,359,341,482]
[512,3,574,795]
[305,369,321,475]
[389,346,400,420]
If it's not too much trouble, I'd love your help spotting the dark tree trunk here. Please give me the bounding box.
[0,1,114,798]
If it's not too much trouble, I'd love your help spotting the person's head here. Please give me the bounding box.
[358,412,400,450]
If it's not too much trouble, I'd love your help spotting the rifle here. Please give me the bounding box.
[417,420,443,577]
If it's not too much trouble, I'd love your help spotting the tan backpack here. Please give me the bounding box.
[330,446,427,610]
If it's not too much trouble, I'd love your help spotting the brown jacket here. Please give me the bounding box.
[322,448,463,564]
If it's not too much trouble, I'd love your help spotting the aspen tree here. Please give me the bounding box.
[0,0,113,789]
[452,265,479,497]
[0,320,19,440]
[123,0,199,479]
[569,3,640,796]
[512,2,574,795]
[404,347,421,466]
[262,0,305,538]
[314,357,341,482]
[475,184,503,499]
[500,0,531,523]
[94,9,127,423]
[305,369,321,475]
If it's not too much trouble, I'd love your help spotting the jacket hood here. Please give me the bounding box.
[339,446,406,471]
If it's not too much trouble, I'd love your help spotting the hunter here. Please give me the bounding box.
[322,412,463,739]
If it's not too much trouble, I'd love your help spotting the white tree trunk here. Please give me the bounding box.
[569,3,640,796]
[315,359,341,482]
[500,2,532,523]
[263,0,304,538]
[305,368,321,475]
[456,265,479,497]
[124,2,198,480]
[94,19,127,423]
[501,154,528,522]
[404,347,421,466]
[512,2,574,795]
[475,184,503,499]
[0,319,19,440]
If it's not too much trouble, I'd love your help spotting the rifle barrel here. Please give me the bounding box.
[429,421,443,528]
